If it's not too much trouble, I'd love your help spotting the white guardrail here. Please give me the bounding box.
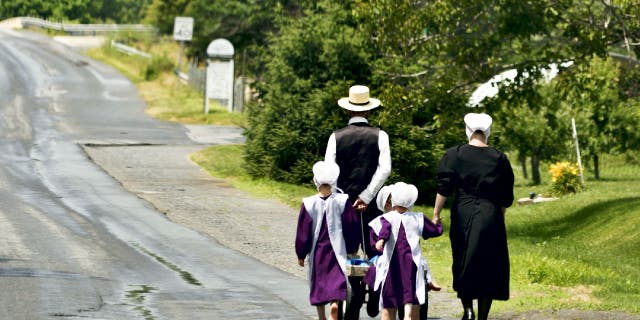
[111,40,151,59]
[9,17,155,34]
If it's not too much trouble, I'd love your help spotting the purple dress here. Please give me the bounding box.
[372,216,442,308]
[295,197,360,305]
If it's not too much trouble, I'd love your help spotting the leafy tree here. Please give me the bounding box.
[184,0,262,59]
[99,0,152,23]
[244,0,639,198]
[0,0,151,23]
[485,77,571,184]
[352,0,640,187]
[554,56,640,179]
[49,0,100,23]
[0,0,54,19]
[244,1,372,186]
[143,0,191,34]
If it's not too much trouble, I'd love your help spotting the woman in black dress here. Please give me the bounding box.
[432,113,514,320]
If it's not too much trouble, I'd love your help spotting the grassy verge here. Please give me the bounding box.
[192,145,640,315]
[190,145,312,209]
[83,36,245,126]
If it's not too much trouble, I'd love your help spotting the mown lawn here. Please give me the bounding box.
[422,153,640,314]
[192,145,640,315]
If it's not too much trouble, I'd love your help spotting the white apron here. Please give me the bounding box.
[369,210,426,310]
[302,193,350,289]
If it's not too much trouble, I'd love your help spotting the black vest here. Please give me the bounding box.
[334,123,380,201]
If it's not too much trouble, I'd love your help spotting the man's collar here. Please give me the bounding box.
[348,116,369,125]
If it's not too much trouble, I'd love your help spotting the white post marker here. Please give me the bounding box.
[205,39,235,113]
[571,117,585,184]
[173,17,194,70]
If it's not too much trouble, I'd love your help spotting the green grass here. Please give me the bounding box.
[83,36,245,126]
[193,145,640,315]
[190,145,312,209]
[443,153,639,314]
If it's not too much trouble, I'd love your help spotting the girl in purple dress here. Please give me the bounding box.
[295,161,361,320]
[369,182,443,320]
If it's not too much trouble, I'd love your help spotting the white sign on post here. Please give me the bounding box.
[173,17,194,41]
[207,61,234,100]
[205,39,235,113]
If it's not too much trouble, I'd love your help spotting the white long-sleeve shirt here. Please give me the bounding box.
[324,117,391,204]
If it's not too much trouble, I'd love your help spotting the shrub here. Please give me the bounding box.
[548,161,583,196]
[244,3,372,186]
[144,55,174,81]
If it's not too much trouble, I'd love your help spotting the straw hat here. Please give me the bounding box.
[337,85,381,111]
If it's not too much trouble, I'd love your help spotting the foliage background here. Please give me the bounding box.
[5,0,639,202]
[0,0,152,23]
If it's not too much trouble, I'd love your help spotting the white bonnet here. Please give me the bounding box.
[312,161,340,191]
[464,113,492,142]
[390,182,418,209]
[376,185,393,212]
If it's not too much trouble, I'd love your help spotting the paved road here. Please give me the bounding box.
[0,28,314,319]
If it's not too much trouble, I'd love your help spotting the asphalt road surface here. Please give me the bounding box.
[0,28,315,319]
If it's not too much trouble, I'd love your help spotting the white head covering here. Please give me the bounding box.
[390,182,418,209]
[376,185,394,212]
[464,113,492,143]
[312,161,340,191]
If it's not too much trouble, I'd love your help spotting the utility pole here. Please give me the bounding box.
[572,118,584,184]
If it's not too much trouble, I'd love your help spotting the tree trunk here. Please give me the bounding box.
[520,155,528,179]
[531,154,541,185]
[594,154,600,180]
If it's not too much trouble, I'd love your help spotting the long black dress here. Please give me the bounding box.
[437,144,514,300]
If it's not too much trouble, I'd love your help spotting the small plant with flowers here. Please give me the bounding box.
[548,161,583,196]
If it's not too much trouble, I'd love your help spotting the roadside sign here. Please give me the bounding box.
[205,38,235,113]
[173,17,193,41]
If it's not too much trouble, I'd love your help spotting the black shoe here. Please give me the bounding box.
[365,288,380,317]
[461,308,475,320]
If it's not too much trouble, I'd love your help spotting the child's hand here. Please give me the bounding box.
[375,239,385,252]
[298,258,305,267]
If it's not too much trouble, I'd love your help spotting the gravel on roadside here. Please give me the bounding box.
[83,144,307,279]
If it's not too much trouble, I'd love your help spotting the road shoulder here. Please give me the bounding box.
[83,144,307,279]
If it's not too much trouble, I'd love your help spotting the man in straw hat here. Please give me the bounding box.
[324,85,392,319]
